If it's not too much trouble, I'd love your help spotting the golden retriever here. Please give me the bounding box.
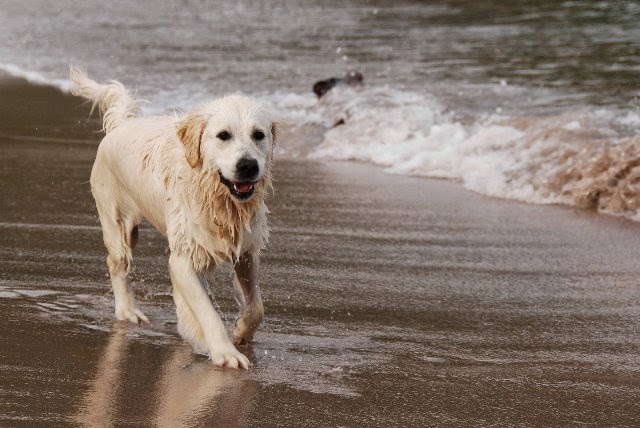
[70,66,277,369]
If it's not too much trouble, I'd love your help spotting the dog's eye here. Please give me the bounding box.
[252,130,265,141]
[217,131,232,141]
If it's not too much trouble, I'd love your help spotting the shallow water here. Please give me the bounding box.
[2,0,639,105]
[1,80,640,426]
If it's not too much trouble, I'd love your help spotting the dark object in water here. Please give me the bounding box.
[313,71,364,98]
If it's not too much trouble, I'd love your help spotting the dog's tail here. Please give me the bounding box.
[69,65,141,134]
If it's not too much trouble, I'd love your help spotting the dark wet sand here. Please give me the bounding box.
[1,76,639,427]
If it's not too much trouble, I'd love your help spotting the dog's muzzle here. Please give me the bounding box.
[219,158,260,201]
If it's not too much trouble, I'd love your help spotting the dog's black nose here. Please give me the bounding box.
[236,157,259,181]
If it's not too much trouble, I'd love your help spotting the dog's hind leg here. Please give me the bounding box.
[232,252,264,346]
[95,200,149,324]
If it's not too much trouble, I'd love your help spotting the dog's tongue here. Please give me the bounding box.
[233,181,253,193]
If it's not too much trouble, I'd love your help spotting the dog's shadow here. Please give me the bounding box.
[73,323,257,426]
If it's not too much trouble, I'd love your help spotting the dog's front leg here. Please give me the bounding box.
[232,252,264,346]
[169,253,250,369]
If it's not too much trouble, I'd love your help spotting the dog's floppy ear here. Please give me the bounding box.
[270,122,279,149]
[177,113,207,168]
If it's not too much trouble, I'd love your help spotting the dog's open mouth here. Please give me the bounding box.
[219,172,256,200]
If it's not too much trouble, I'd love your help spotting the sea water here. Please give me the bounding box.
[1,0,639,219]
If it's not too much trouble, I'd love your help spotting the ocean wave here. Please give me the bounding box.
[271,86,640,221]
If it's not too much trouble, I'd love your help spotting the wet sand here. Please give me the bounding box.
[1,76,639,427]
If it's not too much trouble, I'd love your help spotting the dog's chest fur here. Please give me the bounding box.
[164,165,270,271]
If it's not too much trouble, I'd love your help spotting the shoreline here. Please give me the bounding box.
[3,70,640,227]
[2,76,640,426]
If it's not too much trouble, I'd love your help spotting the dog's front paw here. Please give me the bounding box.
[210,345,250,369]
[115,304,150,324]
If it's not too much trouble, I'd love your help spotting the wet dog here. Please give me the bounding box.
[70,67,277,369]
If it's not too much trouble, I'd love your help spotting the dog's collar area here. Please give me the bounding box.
[219,171,255,201]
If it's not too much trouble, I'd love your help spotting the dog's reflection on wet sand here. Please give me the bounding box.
[74,324,256,426]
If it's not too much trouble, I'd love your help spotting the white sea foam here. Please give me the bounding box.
[0,62,74,93]
[271,85,640,219]
[296,86,538,201]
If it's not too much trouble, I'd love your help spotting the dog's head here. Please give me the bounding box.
[177,95,277,201]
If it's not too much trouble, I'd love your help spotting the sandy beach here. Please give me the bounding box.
[1,76,639,426]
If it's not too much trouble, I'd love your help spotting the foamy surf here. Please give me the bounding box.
[270,85,640,221]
